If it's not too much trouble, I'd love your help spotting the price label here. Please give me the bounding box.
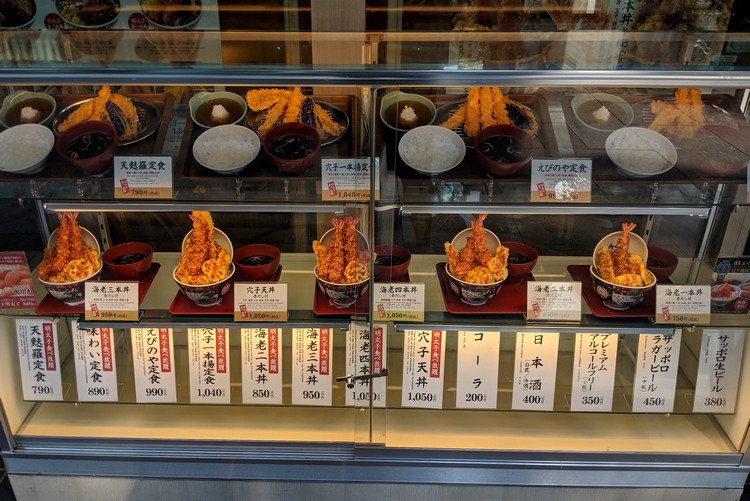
[131,328,176,403]
[241,328,283,405]
[401,330,445,409]
[292,328,333,406]
[16,319,63,401]
[530,158,591,203]
[373,282,424,322]
[346,322,388,407]
[693,328,744,413]
[655,285,711,324]
[512,332,559,411]
[321,157,372,201]
[0,253,37,310]
[114,155,173,199]
[570,333,618,412]
[632,330,682,413]
[455,331,500,409]
[527,281,581,322]
[234,282,288,322]
[72,322,118,402]
[85,281,139,321]
[188,328,231,404]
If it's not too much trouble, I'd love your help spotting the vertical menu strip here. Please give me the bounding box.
[241,327,284,405]
[16,319,63,401]
[632,330,682,413]
[455,331,500,410]
[131,327,177,403]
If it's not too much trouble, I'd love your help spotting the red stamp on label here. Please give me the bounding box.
[120,179,130,194]
[327,181,337,197]
[239,304,248,318]
[377,303,385,317]
[90,304,99,318]
[536,182,547,198]
[44,14,65,29]
[661,307,671,321]
[532,302,541,317]
[128,13,150,30]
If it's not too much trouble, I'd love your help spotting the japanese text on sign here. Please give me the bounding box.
[131,328,176,403]
[292,328,332,406]
[72,323,118,402]
[241,328,283,405]
[456,331,500,409]
[188,328,231,404]
[16,319,63,401]
[512,332,559,411]
[693,329,744,413]
[346,322,388,406]
[401,330,445,409]
[570,333,619,412]
[632,330,682,412]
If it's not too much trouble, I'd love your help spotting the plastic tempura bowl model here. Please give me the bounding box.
[589,265,655,310]
[38,226,102,305]
[233,244,281,281]
[314,227,369,308]
[446,227,507,306]
[102,242,154,280]
[173,263,235,307]
[373,244,412,282]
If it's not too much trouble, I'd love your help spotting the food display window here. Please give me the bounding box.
[1,2,750,500]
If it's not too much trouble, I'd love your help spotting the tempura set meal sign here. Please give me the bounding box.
[321,158,376,202]
[530,158,592,203]
[114,155,173,199]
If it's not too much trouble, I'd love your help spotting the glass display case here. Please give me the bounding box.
[1,2,750,500]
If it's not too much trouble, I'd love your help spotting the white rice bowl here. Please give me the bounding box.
[192,124,260,175]
[0,124,54,175]
[605,127,677,178]
[398,125,466,175]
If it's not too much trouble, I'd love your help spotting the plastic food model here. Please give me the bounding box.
[38,212,100,283]
[440,86,539,137]
[595,223,655,287]
[444,214,509,284]
[313,216,369,284]
[648,87,706,139]
[245,87,344,138]
[175,211,231,285]
[58,85,139,141]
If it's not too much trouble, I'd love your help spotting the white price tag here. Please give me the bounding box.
[114,155,173,199]
[241,328,283,405]
[188,328,231,404]
[456,331,500,409]
[16,319,63,401]
[131,328,176,403]
[85,281,139,321]
[321,157,371,201]
[530,158,591,202]
[632,330,682,412]
[570,333,618,412]
[72,322,118,402]
[655,285,711,324]
[511,332,559,411]
[373,282,425,322]
[693,329,744,413]
[401,329,445,409]
[527,281,581,322]
[234,282,288,322]
[346,322,387,407]
[292,328,333,406]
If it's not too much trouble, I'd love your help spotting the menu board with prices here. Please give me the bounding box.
[710,257,750,314]
[455,331,501,410]
[527,281,582,322]
[632,330,682,413]
[530,159,592,203]
[401,329,446,409]
[292,328,333,406]
[85,281,139,321]
[16,319,63,401]
[373,283,425,322]
[241,328,283,405]
[187,328,230,404]
[345,322,387,407]
[322,158,373,201]
[114,156,173,200]
[0,253,36,310]
[512,332,559,411]
[655,285,711,324]
[234,283,288,322]
[130,327,176,403]
[72,322,119,402]
[570,333,619,412]
[693,329,745,413]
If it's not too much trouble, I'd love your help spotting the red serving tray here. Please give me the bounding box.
[312,283,370,316]
[436,262,532,315]
[567,264,661,318]
[35,262,161,315]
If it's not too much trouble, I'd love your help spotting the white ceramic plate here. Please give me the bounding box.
[398,125,466,175]
[605,127,677,178]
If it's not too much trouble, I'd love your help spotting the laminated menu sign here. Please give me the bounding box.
[0,253,36,310]
[527,281,582,322]
[693,329,744,413]
[72,322,118,402]
[512,332,559,411]
[373,283,425,322]
[16,319,63,401]
[401,329,445,409]
[631,330,682,413]
[114,156,173,199]
[710,257,750,314]
[241,328,283,405]
[322,158,375,201]
[570,333,619,412]
[234,283,288,322]
[529,159,592,203]
[85,281,139,321]
[187,328,231,404]
[455,331,500,410]
[346,322,388,407]
[292,327,333,406]
[130,328,176,403]
[655,285,711,324]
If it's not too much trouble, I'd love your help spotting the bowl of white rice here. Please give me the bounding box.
[0,124,54,175]
[192,124,260,175]
[398,125,466,175]
[605,127,677,178]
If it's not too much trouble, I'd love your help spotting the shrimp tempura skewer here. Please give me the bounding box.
[613,222,636,277]
[343,216,361,265]
[464,86,481,137]
[325,218,346,284]
[472,213,492,266]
